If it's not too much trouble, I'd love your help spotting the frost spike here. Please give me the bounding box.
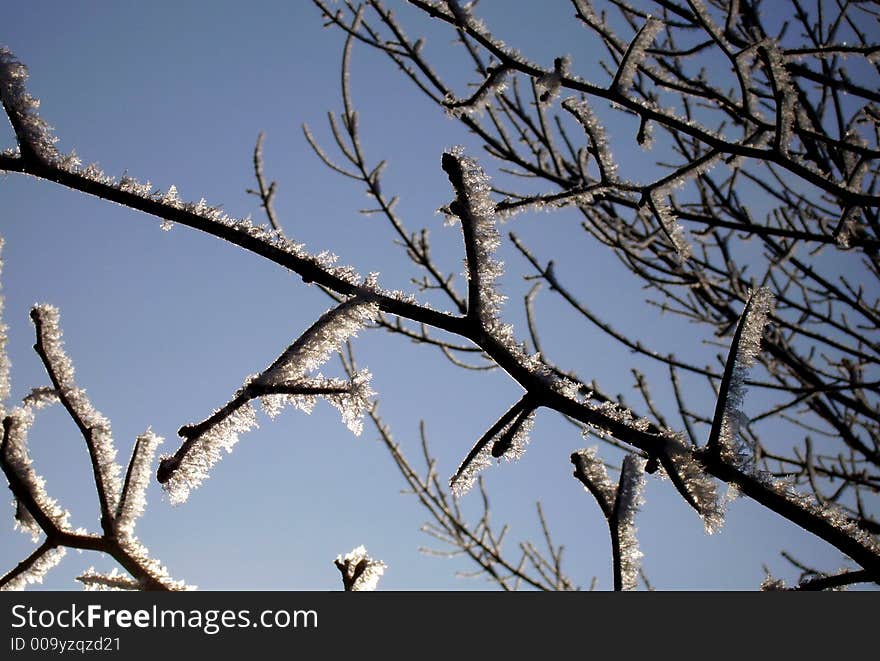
[562,97,617,182]
[158,297,377,504]
[115,430,163,537]
[77,567,142,591]
[0,237,9,410]
[611,17,663,91]
[441,149,504,326]
[0,543,65,591]
[30,305,122,529]
[570,447,616,517]
[334,545,386,591]
[706,288,774,463]
[609,455,645,591]
[0,47,60,163]
[2,396,71,540]
[450,395,535,497]
[661,434,725,533]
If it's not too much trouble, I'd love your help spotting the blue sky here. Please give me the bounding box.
[1,1,865,590]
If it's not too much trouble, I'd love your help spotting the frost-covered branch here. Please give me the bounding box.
[334,545,386,591]
[0,302,185,590]
[572,448,645,590]
[157,297,378,504]
[3,0,879,590]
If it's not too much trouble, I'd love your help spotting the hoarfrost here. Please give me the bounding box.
[613,18,663,91]
[160,403,257,506]
[536,56,570,105]
[0,546,66,591]
[571,446,616,508]
[3,396,71,539]
[450,405,536,497]
[77,567,142,591]
[0,238,8,410]
[31,305,123,515]
[614,455,645,591]
[115,430,163,538]
[0,47,59,162]
[664,433,725,533]
[562,97,618,181]
[160,298,378,504]
[645,192,692,261]
[335,545,386,591]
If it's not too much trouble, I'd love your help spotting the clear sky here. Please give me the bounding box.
[0,1,865,590]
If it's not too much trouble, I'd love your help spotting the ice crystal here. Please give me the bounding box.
[256,299,378,387]
[0,47,59,162]
[441,148,507,330]
[444,65,508,118]
[614,18,663,91]
[571,446,616,508]
[562,97,617,181]
[116,534,191,590]
[645,192,692,261]
[762,475,880,555]
[614,455,646,591]
[77,567,142,591]
[583,400,652,441]
[114,430,162,538]
[0,237,9,411]
[760,575,786,591]
[31,305,123,514]
[0,546,66,591]
[664,433,724,533]
[536,56,570,105]
[835,207,859,248]
[335,545,386,591]
[716,288,774,465]
[4,397,71,540]
[762,40,795,153]
[161,298,377,504]
[449,405,535,497]
[160,403,257,506]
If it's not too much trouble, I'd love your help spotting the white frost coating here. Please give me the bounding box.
[116,533,191,590]
[536,56,570,105]
[256,299,378,387]
[614,17,663,90]
[760,575,786,591]
[0,48,59,162]
[764,475,880,556]
[581,400,651,442]
[719,288,774,465]
[571,446,616,507]
[646,192,692,261]
[614,455,645,591]
[162,299,377,504]
[31,305,123,515]
[3,397,70,540]
[762,40,795,153]
[161,403,257,506]
[0,238,8,414]
[562,97,618,181]
[0,546,66,591]
[445,147,505,326]
[77,567,142,591]
[260,370,374,436]
[335,545,386,591]
[449,409,535,497]
[835,208,859,248]
[444,66,508,118]
[664,433,725,533]
[115,430,162,538]
[572,0,599,23]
